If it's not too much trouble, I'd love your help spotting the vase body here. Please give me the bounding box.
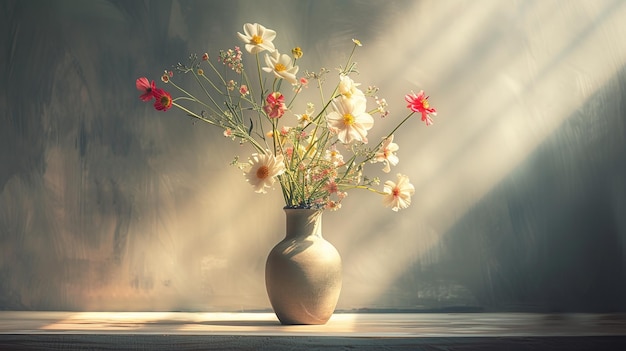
[265,208,342,325]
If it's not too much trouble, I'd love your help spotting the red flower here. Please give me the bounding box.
[405,90,437,125]
[136,77,156,101]
[152,88,173,111]
[263,92,286,118]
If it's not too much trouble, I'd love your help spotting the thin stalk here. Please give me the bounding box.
[363,111,416,164]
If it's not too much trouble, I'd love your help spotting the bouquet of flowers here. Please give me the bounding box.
[136,23,437,211]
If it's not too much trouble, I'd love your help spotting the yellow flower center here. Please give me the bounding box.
[161,95,172,107]
[422,100,430,109]
[274,63,287,72]
[343,113,355,126]
[251,35,263,45]
[256,165,270,179]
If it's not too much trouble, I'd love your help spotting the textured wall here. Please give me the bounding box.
[1,0,625,312]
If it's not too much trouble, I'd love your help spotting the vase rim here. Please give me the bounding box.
[283,206,323,212]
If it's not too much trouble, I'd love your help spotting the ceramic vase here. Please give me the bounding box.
[265,208,342,325]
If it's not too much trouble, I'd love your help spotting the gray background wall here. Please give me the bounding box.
[1,0,625,312]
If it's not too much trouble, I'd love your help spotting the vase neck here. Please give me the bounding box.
[284,209,323,239]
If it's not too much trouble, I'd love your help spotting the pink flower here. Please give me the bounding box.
[218,47,244,73]
[152,88,173,111]
[136,77,156,101]
[284,147,297,161]
[325,200,342,211]
[325,181,339,194]
[405,90,437,125]
[263,92,286,118]
[239,85,249,96]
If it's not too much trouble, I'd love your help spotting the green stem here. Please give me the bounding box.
[364,111,416,164]
[255,53,265,102]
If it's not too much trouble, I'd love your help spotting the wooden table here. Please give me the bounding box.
[1,312,625,350]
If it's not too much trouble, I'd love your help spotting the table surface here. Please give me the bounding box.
[1,312,625,350]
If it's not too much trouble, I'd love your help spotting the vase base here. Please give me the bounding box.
[275,313,332,325]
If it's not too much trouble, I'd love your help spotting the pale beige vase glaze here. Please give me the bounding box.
[265,208,342,325]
